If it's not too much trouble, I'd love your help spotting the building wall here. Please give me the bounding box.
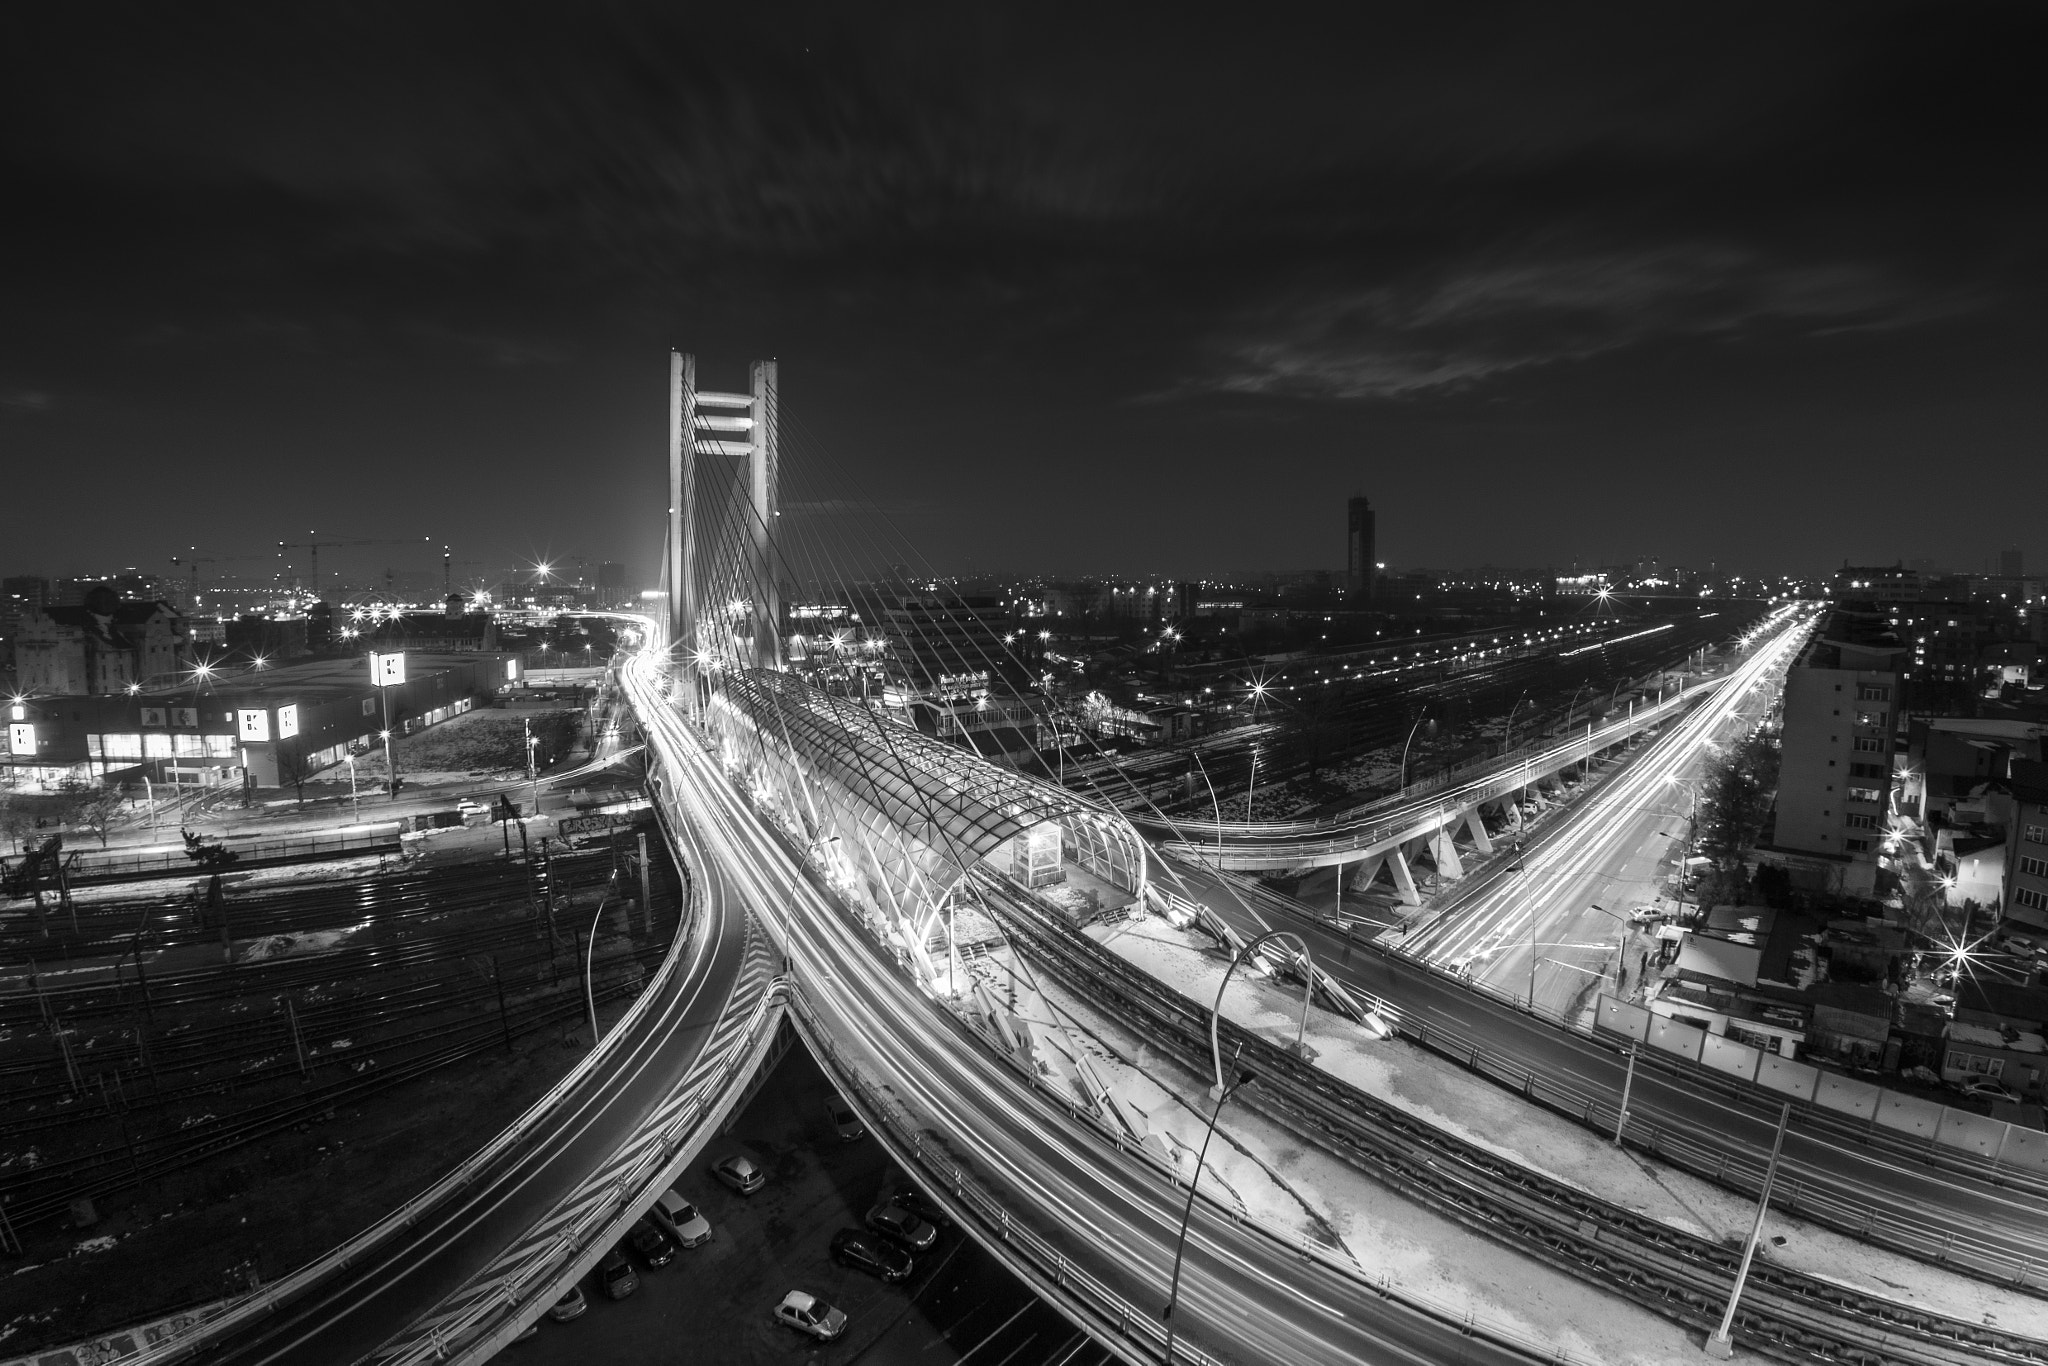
[1774,657,1900,896]
[2009,783,2048,930]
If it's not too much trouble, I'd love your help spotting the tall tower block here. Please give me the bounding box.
[1347,494,1377,602]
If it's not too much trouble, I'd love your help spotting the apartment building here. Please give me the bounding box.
[2008,760,2048,932]
[1762,617,1906,898]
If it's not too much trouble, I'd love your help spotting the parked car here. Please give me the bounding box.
[865,1201,939,1252]
[773,1290,848,1341]
[881,1185,953,1233]
[826,1099,866,1142]
[831,1228,912,1282]
[598,1248,638,1300]
[652,1188,712,1248]
[1962,1079,2022,1104]
[628,1216,676,1268]
[712,1154,766,1195]
[545,1286,588,1322]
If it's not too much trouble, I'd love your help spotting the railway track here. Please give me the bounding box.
[0,849,682,1231]
[983,878,2048,1366]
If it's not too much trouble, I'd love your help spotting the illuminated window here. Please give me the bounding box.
[204,735,236,758]
[103,733,144,758]
[174,734,205,758]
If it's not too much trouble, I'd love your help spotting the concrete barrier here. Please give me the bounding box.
[1595,994,1650,1042]
[1872,1090,1945,1140]
[1934,1109,2007,1160]
[1700,1034,1761,1083]
[1999,1124,2048,1175]
[1754,1054,1818,1102]
[1646,1014,1706,1063]
[1814,1072,1881,1121]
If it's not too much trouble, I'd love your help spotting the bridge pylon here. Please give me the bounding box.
[668,350,782,679]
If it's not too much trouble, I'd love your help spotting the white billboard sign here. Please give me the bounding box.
[369,651,407,686]
[238,709,271,743]
[277,704,299,739]
[7,723,33,754]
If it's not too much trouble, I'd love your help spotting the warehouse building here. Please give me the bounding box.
[3,651,518,791]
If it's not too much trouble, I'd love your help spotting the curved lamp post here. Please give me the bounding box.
[1210,929,1318,1097]
[1398,706,1431,790]
[1502,689,1529,756]
[583,882,615,1049]
[1162,1066,1256,1366]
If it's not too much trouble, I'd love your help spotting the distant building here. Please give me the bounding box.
[1760,618,1906,898]
[14,586,190,695]
[597,561,627,606]
[1833,563,1923,603]
[1346,495,1377,602]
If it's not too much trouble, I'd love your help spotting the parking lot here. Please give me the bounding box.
[510,1041,1111,1366]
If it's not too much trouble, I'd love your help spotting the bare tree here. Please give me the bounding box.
[68,785,125,848]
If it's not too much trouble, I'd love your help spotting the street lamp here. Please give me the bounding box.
[1162,1066,1257,1366]
[1398,705,1432,789]
[1503,689,1529,756]
[1210,931,1318,1088]
[583,881,615,1049]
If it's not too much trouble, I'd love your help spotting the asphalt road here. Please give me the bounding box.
[192,799,751,1366]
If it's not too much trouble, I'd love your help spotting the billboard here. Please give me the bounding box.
[7,723,33,755]
[238,709,271,743]
[369,651,407,686]
[173,706,198,727]
[277,704,299,740]
[505,658,521,681]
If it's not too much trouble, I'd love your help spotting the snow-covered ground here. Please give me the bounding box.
[1085,910,2048,1339]
[1017,959,1704,1364]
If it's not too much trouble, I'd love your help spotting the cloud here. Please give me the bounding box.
[1,387,54,411]
[1201,245,1976,401]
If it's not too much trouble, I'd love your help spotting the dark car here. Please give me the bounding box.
[882,1186,953,1233]
[826,1099,865,1142]
[597,1248,638,1300]
[628,1216,675,1268]
[830,1228,912,1283]
[865,1201,938,1252]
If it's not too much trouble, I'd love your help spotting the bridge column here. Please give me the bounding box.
[668,351,697,656]
[749,359,781,670]
[1386,846,1420,905]
[1463,807,1493,855]
[1429,824,1464,880]
[1344,852,1386,893]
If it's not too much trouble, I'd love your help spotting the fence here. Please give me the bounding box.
[1594,994,2048,1178]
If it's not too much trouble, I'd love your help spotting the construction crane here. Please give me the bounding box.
[276,534,433,603]
[169,551,268,612]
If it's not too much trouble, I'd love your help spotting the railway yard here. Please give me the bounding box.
[0,823,684,1352]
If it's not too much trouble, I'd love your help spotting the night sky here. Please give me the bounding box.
[3,4,2043,587]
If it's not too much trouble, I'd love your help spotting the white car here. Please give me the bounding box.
[1962,1079,2022,1104]
[652,1188,711,1248]
[774,1290,847,1341]
[712,1153,765,1195]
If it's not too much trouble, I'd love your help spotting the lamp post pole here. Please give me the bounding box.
[1190,750,1224,869]
[1614,1045,1639,1145]
[584,885,613,1049]
[1399,706,1430,790]
[1162,1067,1255,1366]
[1705,1102,1793,1358]
[1210,930,1317,1093]
[1242,746,1259,823]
